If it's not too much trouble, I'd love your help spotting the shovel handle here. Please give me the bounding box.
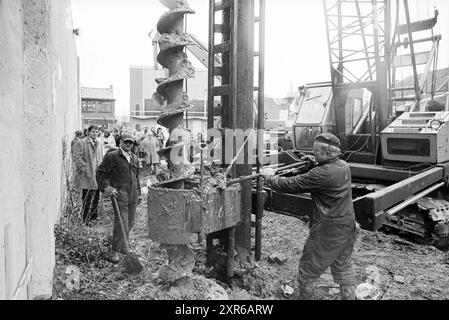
[111,196,131,254]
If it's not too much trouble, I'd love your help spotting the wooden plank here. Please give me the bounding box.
[12,256,33,300]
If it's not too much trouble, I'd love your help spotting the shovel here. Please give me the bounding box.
[111,196,143,274]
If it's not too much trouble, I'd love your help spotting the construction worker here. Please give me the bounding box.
[73,125,104,224]
[261,133,358,300]
[96,132,142,263]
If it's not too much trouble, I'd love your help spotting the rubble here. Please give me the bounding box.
[267,253,288,265]
[154,275,229,300]
[356,283,381,300]
[393,275,406,284]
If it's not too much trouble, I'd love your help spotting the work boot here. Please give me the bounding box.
[340,285,356,300]
[294,283,316,300]
[108,251,120,264]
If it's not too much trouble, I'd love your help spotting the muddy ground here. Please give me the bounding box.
[53,171,449,300]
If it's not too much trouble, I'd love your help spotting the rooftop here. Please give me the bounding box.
[81,86,115,100]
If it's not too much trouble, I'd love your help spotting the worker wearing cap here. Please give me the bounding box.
[261,133,357,300]
[96,132,142,263]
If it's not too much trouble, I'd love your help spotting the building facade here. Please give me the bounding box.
[0,0,81,299]
[81,86,116,128]
[130,66,208,135]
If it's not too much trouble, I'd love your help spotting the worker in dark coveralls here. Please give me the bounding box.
[261,133,358,300]
[96,132,142,263]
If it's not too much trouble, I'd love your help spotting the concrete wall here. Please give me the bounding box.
[0,0,80,299]
[0,0,28,301]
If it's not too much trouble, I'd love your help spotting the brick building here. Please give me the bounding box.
[81,86,116,128]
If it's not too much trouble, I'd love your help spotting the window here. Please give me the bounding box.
[97,101,113,113]
[295,126,322,149]
[387,138,430,157]
[144,99,151,111]
[296,86,332,124]
[135,104,140,112]
[82,100,96,113]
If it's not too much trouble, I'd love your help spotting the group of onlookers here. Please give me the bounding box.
[137,127,165,174]
[70,125,168,223]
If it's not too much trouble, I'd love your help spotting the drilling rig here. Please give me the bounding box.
[264,0,449,249]
[148,0,449,284]
[147,0,262,281]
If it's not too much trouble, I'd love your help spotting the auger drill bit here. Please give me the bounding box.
[155,0,195,178]
[151,0,197,284]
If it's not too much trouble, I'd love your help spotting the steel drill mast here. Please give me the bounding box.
[206,0,266,261]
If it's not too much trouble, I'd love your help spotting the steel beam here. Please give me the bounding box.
[264,189,314,219]
[349,163,418,182]
[354,166,444,230]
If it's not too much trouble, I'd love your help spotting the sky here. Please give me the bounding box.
[71,0,449,116]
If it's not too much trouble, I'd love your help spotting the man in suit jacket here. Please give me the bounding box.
[74,125,104,224]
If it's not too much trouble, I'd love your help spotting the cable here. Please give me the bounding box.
[342,135,371,162]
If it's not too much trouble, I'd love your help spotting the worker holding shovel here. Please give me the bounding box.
[96,132,142,269]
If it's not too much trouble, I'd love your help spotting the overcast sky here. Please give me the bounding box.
[71,0,449,116]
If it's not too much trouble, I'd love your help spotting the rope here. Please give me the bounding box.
[224,127,255,177]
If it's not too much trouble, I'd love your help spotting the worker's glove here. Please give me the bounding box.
[300,155,316,164]
[104,186,119,198]
[260,168,276,177]
[290,169,300,175]
[300,155,317,170]
[260,168,276,187]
